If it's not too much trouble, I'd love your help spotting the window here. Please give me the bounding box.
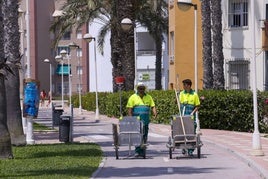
[228,0,248,28]
[225,59,250,89]
[77,48,82,57]
[169,31,174,64]
[57,82,69,95]
[61,31,71,40]
[76,66,82,75]
[56,46,70,56]
[76,30,82,39]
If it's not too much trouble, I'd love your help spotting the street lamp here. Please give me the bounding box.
[60,49,72,110]
[44,59,52,107]
[69,42,82,114]
[55,55,64,108]
[83,33,99,121]
[121,18,137,86]
[18,7,27,134]
[177,0,200,134]
[25,0,31,79]
[250,0,264,156]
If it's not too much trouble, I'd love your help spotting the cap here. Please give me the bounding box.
[137,82,145,87]
[135,82,147,91]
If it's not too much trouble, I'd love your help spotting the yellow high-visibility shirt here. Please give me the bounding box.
[126,93,155,108]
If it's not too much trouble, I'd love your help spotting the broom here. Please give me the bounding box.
[174,74,186,136]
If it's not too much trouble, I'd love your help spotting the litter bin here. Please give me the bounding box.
[59,115,71,142]
[53,108,64,126]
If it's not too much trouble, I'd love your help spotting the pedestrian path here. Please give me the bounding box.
[35,107,268,178]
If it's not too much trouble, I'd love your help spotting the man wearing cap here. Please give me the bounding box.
[179,79,200,156]
[126,82,157,157]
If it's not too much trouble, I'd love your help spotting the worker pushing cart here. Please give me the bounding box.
[178,79,200,156]
[126,82,157,157]
[167,77,202,158]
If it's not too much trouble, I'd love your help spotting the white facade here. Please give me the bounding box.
[88,22,168,92]
[88,21,113,92]
[222,0,267,91]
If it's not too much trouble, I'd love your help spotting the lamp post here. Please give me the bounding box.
[177,0,200,134]
[25,0,31,78]
[83,33,99,121]
[44,59,52,107]
[55,55,64,108]
[69,42,82,114]
[121,18,137,86]
[18,7,27,134]
[250,0,264,156]
[24,0,34,145]
[60,49,72,110]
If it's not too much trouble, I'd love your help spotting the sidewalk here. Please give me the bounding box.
[150,124,268,178]
[35,106,268,178]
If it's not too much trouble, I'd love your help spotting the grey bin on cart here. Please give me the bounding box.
[59,115,71,142]
[52,108,64,126]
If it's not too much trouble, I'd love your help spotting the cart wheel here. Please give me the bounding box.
[115,147,119,159]
[143,149,146,159]
[169,147,172,159]
[197,147,201,158]
[112,124,118,146]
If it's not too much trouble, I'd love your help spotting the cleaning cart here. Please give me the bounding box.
[166,115,202,159]
[112,116,146,159]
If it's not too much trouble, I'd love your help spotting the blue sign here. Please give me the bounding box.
[23,80,40,118]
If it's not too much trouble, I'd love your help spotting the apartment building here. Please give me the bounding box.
[18,0,89,97]
[168,0,203,90]
[169,0,268,91]
[18,0,169,95]
[222,0,268,91]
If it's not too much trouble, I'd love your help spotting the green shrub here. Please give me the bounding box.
[72,90,268,133]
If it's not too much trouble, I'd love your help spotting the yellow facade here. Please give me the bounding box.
[169,0,203,90]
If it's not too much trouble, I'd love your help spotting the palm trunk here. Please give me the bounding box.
[0,0,13,159]
[200,0,213,89]
[3,0,26,145]
[211,0,225,89]
[155,37,162,90]
[0,74,13,159]
[117,0,135,91]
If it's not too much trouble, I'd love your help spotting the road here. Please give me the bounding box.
[73,117,261,179]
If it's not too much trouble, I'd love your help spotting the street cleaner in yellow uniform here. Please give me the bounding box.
[126,82,157,157]
[179,79,200,156]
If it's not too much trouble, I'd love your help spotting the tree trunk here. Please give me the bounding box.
[117,0,135,91]
[211,0,225,89]
[200,0,213,89]
[155,37,162,90]
[0,74,13,159]
[3,0,26,145]
[0,0,13,159]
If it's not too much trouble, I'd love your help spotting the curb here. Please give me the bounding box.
[91,156,107,178]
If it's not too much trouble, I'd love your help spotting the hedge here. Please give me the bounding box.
[71,90,268,133]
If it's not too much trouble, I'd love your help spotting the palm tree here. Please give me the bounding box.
[200,0,213,89]
[0,0,13,159]
[136,0,168,90]
[2,0,26,146]
[211,0,225,89]
[51,0,167,91]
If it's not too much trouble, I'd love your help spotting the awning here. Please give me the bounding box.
[56,64,70,75]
